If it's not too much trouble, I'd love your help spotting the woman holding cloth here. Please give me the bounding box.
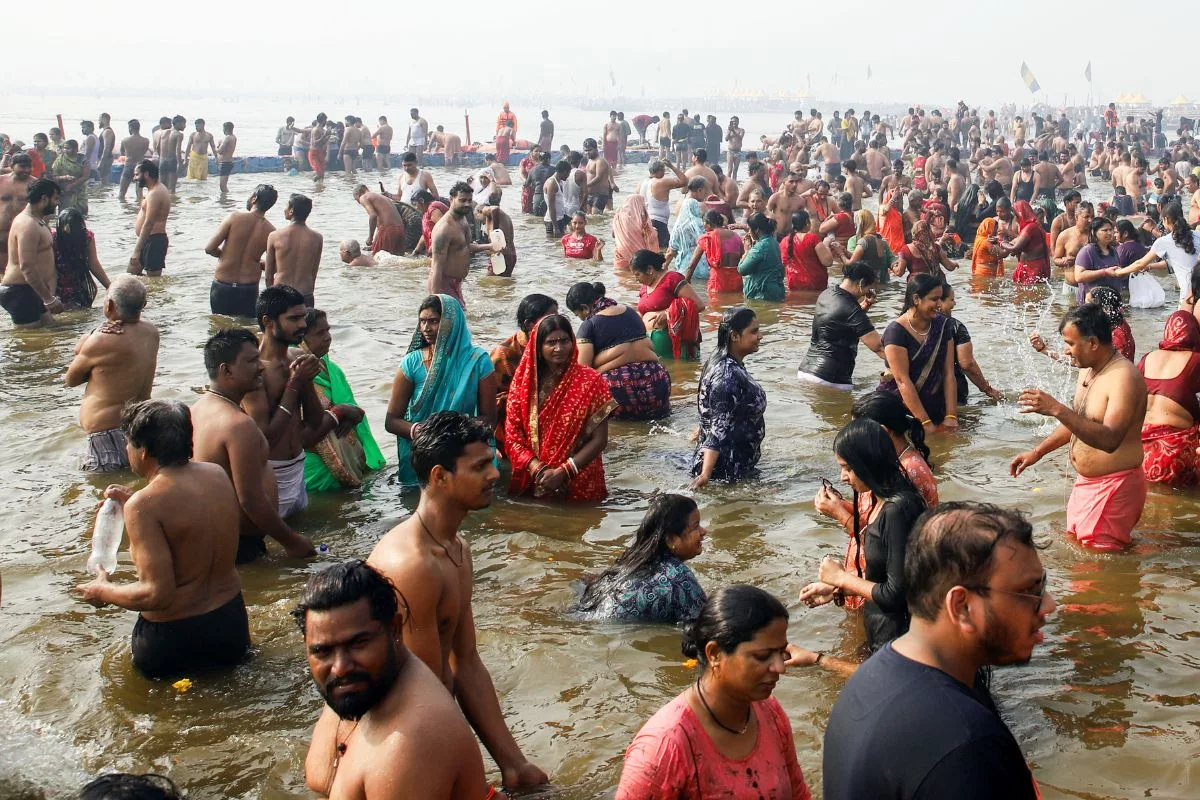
[568,281,671,420]
[877,274,958,432]
[632,249,706,360]
[1138,311,1200,487]
[385,295,496,487]
[612,195,659,269]
[844,209,895,285]
[969,216,1005,276]
[737,213,787,301]
[995,199,1052,284]
[683,210,744,295]
[505,314,617,502]
[664,198,709,281]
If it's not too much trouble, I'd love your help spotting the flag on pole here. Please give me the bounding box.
[1084,61,1092,82]
[1020,62,1040,94]
[867,65,872,80]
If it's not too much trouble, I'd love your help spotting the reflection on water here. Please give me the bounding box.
[0,158,1197,800]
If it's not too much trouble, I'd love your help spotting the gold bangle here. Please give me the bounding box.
[920,419,932,426]
[944,414,958,420]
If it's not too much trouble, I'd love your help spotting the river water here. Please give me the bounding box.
[0,99,1197,800]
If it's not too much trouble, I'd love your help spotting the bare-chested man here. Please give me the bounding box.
[159,116,186,194]
[340,116,362,175]
[76,399,251,679]
[725,116,745,179]
[266,194,322,306]
[340,239,376,267]
[374,116,394,171]
[0,153,33,270]
[129,161,170,277]
[813,135,841,180]
[1,178,62,326]
[736,162,772,210]
[430,182,495,306]
[192,327,315,562]
[1013,304,1147,551]
[767,172,804,236]
[862,142,891,190]
[118,120,151,202]
[479,205,516,276]
[1124,157,1149,211]
[185,118,218,181]
[842,159,873,212]
[979,146,1014,188]
[97,113,117,186]
[243,285,337,524]
[1053,200,1094,271]
[685,149,719,196]
[65,275,159,472]
[353,184,408,256]
[217,122,238,193]
[582,138,613,213]
[1187,175,1200,225]
[205,184,277,318]
[640,159,687,248]
[297,560,491,800]
[945,159,966,213]
[1110,152,1132,192]
[1032,150,1062,205]
[1049,190,1081,251]
[368,412,548,793]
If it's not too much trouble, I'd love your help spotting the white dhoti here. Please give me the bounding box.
[270,452,308,518]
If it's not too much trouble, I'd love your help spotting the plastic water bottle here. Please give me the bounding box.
[88,498,124,575]
[317,543,330,554]
[488,228,507,273]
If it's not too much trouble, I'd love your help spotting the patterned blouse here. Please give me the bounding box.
[691,355,767,481]
[589,556,707,624]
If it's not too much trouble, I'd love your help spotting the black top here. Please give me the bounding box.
[799,286,875,385]
[577,306,648,354]
[671,122,691,144]
[824,644,1038,800]
[859,491,924,650]
[946,316,971,404]
[689,121,707,149]
[529,163,554,199]
[705,122,722,155]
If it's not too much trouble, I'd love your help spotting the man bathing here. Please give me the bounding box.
[1,178,62,326]
[354,184,408,256]
[117,120,150,203]
[429,182,498,306]
[129,161,170,277]
[65,276,159,472]
[265,194,323,306]
[205,184,277,318]
[340,239,376,267]
[0,153,33,270]
[77,399,251,680]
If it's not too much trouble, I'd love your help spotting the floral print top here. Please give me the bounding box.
[691,355,767,482]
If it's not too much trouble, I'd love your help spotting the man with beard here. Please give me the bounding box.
[0,153,33,270]
[265,194,323,306]
[76,400,250,680]
[296,560,491,799]
[1,178,62,325]
[242,285,330,521]
[192,327,315,562]
[129,161,170,277]
[205,184,277,318]
[823,502,1054,800]
[368,412,548,793]
[429,182,496,306]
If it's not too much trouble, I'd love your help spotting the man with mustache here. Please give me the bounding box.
[297,559,491,799]
[429,182,499,307]
[367,411,549,793]
[823,502,1055,799]
[128,160,170,276]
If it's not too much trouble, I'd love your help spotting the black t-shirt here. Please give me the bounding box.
[947,316,971,403]
[529,163,554,198]
[799,286,876,385]
[824,645,1038,800]
[690,121,707,148]
[705,122,722,152]
[672,122,691,145]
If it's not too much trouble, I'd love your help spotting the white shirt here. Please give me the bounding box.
[409,120,427,147]
[1151,230,1200,293]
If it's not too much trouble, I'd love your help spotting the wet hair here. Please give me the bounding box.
[1062,189,1081,204]
[341,239,361,256]
[842,260,879,285]
[569,151,583,168]
[630,249,667,273]
[136,159,158,180]
[291,560,404,635]
[566,281,606,311]
[255,284,306,332]
[681,585,787,666]
[250,184,278,212]
[1059,302,1112,345]
[704,210,725,228]
[1076,200,1094,217]
[120,400,192,467]
[984,179,1004,200]
[106,274,147,319]
[410,410,494,484]
[411,189,433,206]
[694,148,708,163]
[55,208,91,278]
[582,138,597,150]
[834,418,919,502]
[79,773,182,800]
[995,196,1012,214]
[1089,216,1114,244]
[516,293,558,333]
[27,177,61,205]
[686,177,706,192]
[1163,202,1195,254]
[288,193,312,222]
[785,211,813,262]
[203,328,258,378]
[852,390,930,464]
[837,191,853,211]
[1116,219,1139,242]
[448,181,473,198]
[902,273,944,311]
[844,158,857,172]
[905,503,1036,621]
[418,294,443,318]
[577,494,700,614]
[746,212,776,238]
[555,160,572,176]
[702,307,756,386]
[10,153,31,169]
[305,307,328,328]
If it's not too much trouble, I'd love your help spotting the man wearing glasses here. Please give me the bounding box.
[823,502,1053,800]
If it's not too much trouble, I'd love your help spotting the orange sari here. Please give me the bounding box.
[505,318,617,501]
[970,217,1004,276]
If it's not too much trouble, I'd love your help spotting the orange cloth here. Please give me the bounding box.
[970,217,1004,276]
[878,200,905,254]
[612,195,658,269]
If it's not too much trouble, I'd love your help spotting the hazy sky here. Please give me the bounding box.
[14,2,1191,108]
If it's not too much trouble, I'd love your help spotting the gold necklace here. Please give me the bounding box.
[205,388,245,412]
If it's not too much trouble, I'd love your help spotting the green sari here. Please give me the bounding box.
[304,354,385,492]
[395,295,493,486]
[54,154,88,216]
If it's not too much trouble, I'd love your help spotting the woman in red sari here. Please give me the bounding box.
[1138,311,1200,487]
[996,200,1051,284]
[506,314,618,502]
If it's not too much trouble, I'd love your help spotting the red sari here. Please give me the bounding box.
[1010,200,1051,284]
[1139,311,1200,487]
[505,320,618,502]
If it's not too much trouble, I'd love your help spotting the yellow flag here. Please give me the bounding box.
[1021,62,1041,94]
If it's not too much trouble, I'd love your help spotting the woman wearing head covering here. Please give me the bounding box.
[685,209,744,295]
[611,195,660,270]
[664,198,709,280]
[995,199,1051,284]
[969,216,1004,276]
[505,314,617,502]
[893,219,957,280]
[53,209,111,308]
[385,295,496,486]
[1139,311,1200,486]
[844,208,895,284]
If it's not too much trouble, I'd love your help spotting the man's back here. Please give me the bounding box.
[269,224,322,295]
[823,645,1037,800]
[214,211,274,283]
[72,321,159,432]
